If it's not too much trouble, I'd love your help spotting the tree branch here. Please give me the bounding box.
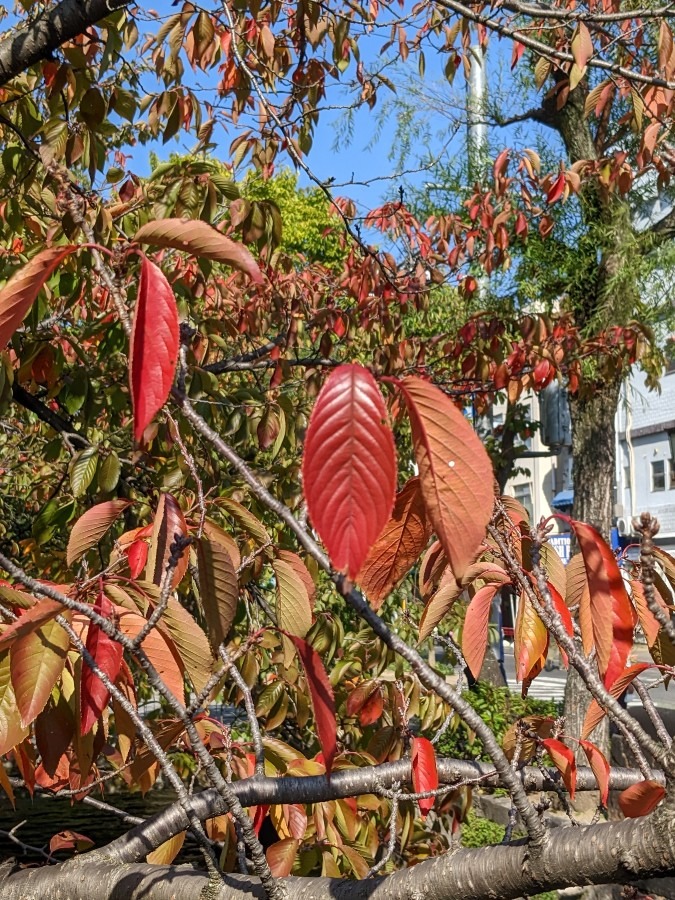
[0,0,134,88]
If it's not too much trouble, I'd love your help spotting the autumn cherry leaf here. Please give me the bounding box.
[0,245,75,348]
[399,376,493,583]
[411,736,439,818]
[66,500,132,568]
[80,589,124,735]
[286,634,337,775]
[579,739,610,807]
[133,218,263,283]
[541,738,576,800]
[302,364,397,580]
[129,257,180,443]
[462,583,502,678]
[358,477,431,609]
[619,780,665,818]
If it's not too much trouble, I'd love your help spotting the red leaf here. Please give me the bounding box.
[546,581,574,638]
[399,376,494,582]
[134,219,263,283]
[411,736,439,818]
[302,364,396,580]
[582,663,652,738]
[619,780,665,818]
[462,583,501,678]
[80,589,124,735]
[129,257,179,442]
[579,739,610,806]
[49,830,94,854]
[547,172,566,204]
[286,634,337,775]
[125,539,149,579]
[567,519,634,685]
[541,738,576,800]
[0,246,75,348]
[358,477,431,609]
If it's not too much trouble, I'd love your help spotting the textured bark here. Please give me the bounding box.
[100,760,660,865]
[0,0,133,87]
[4,797,675,900]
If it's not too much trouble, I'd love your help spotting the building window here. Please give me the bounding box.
[670,461,675,491]
[514,484,534,520]
[652,460,666,492]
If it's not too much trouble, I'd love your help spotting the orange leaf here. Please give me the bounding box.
[582,663,652,738]
[418,568,463,642]
[542,738,576,800]
[11,615,70,728]
[0,246,75,348]
[515,592,548,682]
[358,477,431,609]
[146,830,186,865]
[66,500,132,568]
[266,838,299,876]
[287,634,337,774]
[462,583,501,679]
[0,598,64,651]
[619,780,665,818]
[568,519,633,684]
[579,739,610,806]
[400,376,493,582]
[134,219,263,283]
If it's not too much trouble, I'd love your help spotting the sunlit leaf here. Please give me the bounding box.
[303,364,397,580]
[146,830,186,865]
[541,737,576,800]
[400,376,493,582]
[80,590,124,735]
[146,493,189,589]
[273,555,312,638]
[411,735,439,818]
[579,739,610,806]
[266,838,299,877]
[11,615,71,728]
[196,530,238,650]
[0,599,64,651]
[582,663,652,738]
[358,477,431,609]
[67,500,131,567]
[462,583,501,678]
[619,780,665,817]
[419,568,462,643]
[287,634,337,774]
[0,246,75,348]
[129,257,179,442]
[134,218,263,283]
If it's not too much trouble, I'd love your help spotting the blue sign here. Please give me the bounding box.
[548,533,571,566]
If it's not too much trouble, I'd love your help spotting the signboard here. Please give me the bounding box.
[548,533,571,566]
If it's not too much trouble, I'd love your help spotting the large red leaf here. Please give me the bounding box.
[411,735,439,818]
[129,257,179,442]
[302,364,396,580]
[0,246,75,348]
[66,500,132,568]
[541,738,576,800]
[133,219,263,283]
[461,583,501,678]
[146,493,189,589]
[358,477,431,609]
[579,739,610,807]
[399,377,493,582]
[619,780,665,818]
[80,590,124,735]
[567,519,634,684]
[287,634,337,775]
[582,663,652,738]
[11,616,71,728]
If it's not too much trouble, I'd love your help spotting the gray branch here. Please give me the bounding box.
[0,0,133,87]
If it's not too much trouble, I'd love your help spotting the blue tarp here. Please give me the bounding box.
[551,489,574,509]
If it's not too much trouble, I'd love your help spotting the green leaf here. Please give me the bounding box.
[98,452,122,493]
[70,447,98,498]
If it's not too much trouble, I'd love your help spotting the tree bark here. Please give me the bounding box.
[0,0,133,87]
[5,794,675,900]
